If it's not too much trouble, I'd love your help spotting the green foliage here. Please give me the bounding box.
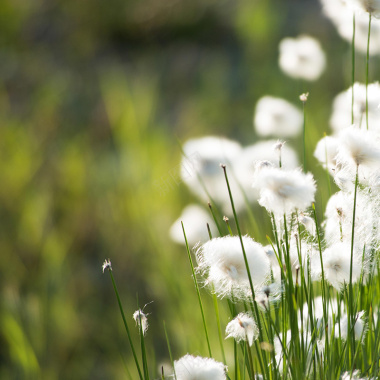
[1,0,380,379]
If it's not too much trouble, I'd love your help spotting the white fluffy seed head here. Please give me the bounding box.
[321,0,380,55]
[133,309,149,336]
[335,311,367,341]
[253,167,316,216]
[254,96,303,137]
[321,242,364,290]
[346,0,380,17]
[180,136,243,213]
[196,236,271,300]
[169,204,217,247]
[299,212,316,235]
[330,83,380,132]
[255,282,283,311]
[225,312,259,346]
[340,370,364,380]
[232,141,299,204]
[336,126,380,169]
[278,35,326,81]
[313,136,340,175]
[174,354,227,380]
[324,190,378,250]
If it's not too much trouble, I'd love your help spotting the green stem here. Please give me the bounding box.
[108,270,143,380]
[366,13,372,130]
[303,101,307,172]
[221,164,269,379]
[348,165,359,366]
[163,321,176,380]
[181,222,212,357]
[352,13,356,125]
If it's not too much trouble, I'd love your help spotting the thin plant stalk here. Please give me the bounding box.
[211,289,227,364]
[137,310,150,380]
[324,133,332,198]
[221,164,269,379]
[352,13,356,124]
[302,99,307,172]
[163,321,176,380]
[181,222,212,357]
[366,13,372,130]
[208,202,224,236]
[348,165,359,366]
[107,269,143,380]
[206,226,227,364]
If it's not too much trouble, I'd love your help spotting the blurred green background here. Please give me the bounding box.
[1,0,379,378]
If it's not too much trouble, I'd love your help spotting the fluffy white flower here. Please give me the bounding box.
[324,190,378,250]
[314,136,340,175]
[253,167,316,216]
[335,311,367,341]
[180,136,243,213]
[320,0,380,55]
[196,236,271,299]
[336,127,380,170]
[274,329,325,375]
[253,96,303,137]
[299,296,342,336]
[330,83,380,132]
[133,309,149,336]
[299,212,316,235]
[340,370,365,380]
[255,282,283,310]
[278,35,326,81]
[232,140,299,203]
[321,242,364,290]
[174,354,227,380]
[347,0,380,17]
[169,204,217,246]
[225,312,259,346]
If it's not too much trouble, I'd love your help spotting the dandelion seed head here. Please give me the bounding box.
[254,96,303,137]
[225,312,259,346]
[174,354,227,380]
[279,35,326,81]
